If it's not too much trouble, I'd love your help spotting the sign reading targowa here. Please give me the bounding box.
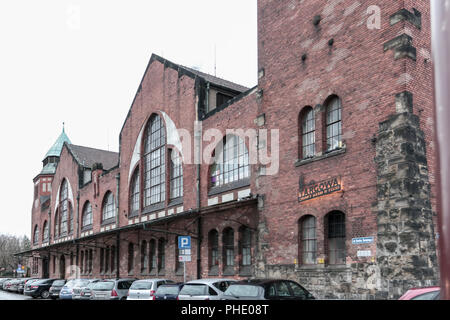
[299,177,342,202]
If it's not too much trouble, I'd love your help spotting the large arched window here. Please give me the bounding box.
[129,168,140,216]
[42,221,49,243]
[299,215,317,265]
[102,191,115,222]
[82,201,93,229]
[143,114,166,207]
[210,135,249,188]
[326,211,346,265]
[325,96,342,151]
[170,149,183,200]
[59,179,72,236]
[33,225,39,245]
[300,106,315,159]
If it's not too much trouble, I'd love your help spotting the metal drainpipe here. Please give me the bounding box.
[115,173,120,226]
[116,232,120,279]
[74,191,80,278]
[195,86,205,279]
[115,173,120,278]
[206,82,210,113]
[76,191,80,237]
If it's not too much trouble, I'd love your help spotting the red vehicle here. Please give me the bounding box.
[399,287,440,300]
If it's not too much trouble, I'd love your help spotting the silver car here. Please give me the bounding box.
[177,279,237,300]
[127,279,174,300]
[91,279,135,300]
[72,279,99,300]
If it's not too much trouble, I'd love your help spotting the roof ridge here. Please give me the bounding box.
[180,64,250,91]
[68,143,119,155]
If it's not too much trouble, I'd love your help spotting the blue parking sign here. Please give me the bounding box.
[178,236,191,249]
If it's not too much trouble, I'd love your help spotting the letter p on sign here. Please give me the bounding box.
[178,236,191,249]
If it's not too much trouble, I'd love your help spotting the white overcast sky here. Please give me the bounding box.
[0,0,257,237]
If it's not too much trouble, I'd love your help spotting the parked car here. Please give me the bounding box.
[0,278,11,290]
[91,279,136,300]
[79,280,101,300]
[154,283,184,300]
[59,279,91,300]
[177,279,237,300]
[72,279,99,300]
[221,279,315,300]
[24,278,57,299]
[18,278,38,294]
[399,286,440,300]
[49,279,67,300]
[7,279,22,292]
[3,279,14,291]
[127,279,174,300]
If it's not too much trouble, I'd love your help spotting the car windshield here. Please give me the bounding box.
[86,282,97,289]
[93,281,114,291]
[74,280,90,287]
[130,281,152,290]
[412,290,440,300]
[53,280,66,286]
[156,286,180,295]
[64,280,76,287]
[179,284,208,296]
[224,285,261,297]
[213,281,233,292]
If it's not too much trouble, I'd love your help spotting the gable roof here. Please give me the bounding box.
[119,53,250,138]
[66,144,119,171]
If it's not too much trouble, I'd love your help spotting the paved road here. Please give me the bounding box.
[0,290,35,300]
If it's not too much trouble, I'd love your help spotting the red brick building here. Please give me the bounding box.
[22,0,439,299]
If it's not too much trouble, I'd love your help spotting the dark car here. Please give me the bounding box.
[154,283,184,300]
[49,279,67,299]
[24,278,57,299]
[221,279,315,300]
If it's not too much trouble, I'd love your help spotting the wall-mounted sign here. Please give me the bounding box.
[357,250,372,257]
[298,177,342,203]
[352,237,374,245]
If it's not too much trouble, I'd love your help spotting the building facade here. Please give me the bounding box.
[24,0,439,299]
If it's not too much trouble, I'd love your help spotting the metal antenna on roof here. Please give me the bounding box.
[214,43,217,77]
[63,122,65,133]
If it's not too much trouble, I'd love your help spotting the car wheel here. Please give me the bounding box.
[41,290,50,299]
